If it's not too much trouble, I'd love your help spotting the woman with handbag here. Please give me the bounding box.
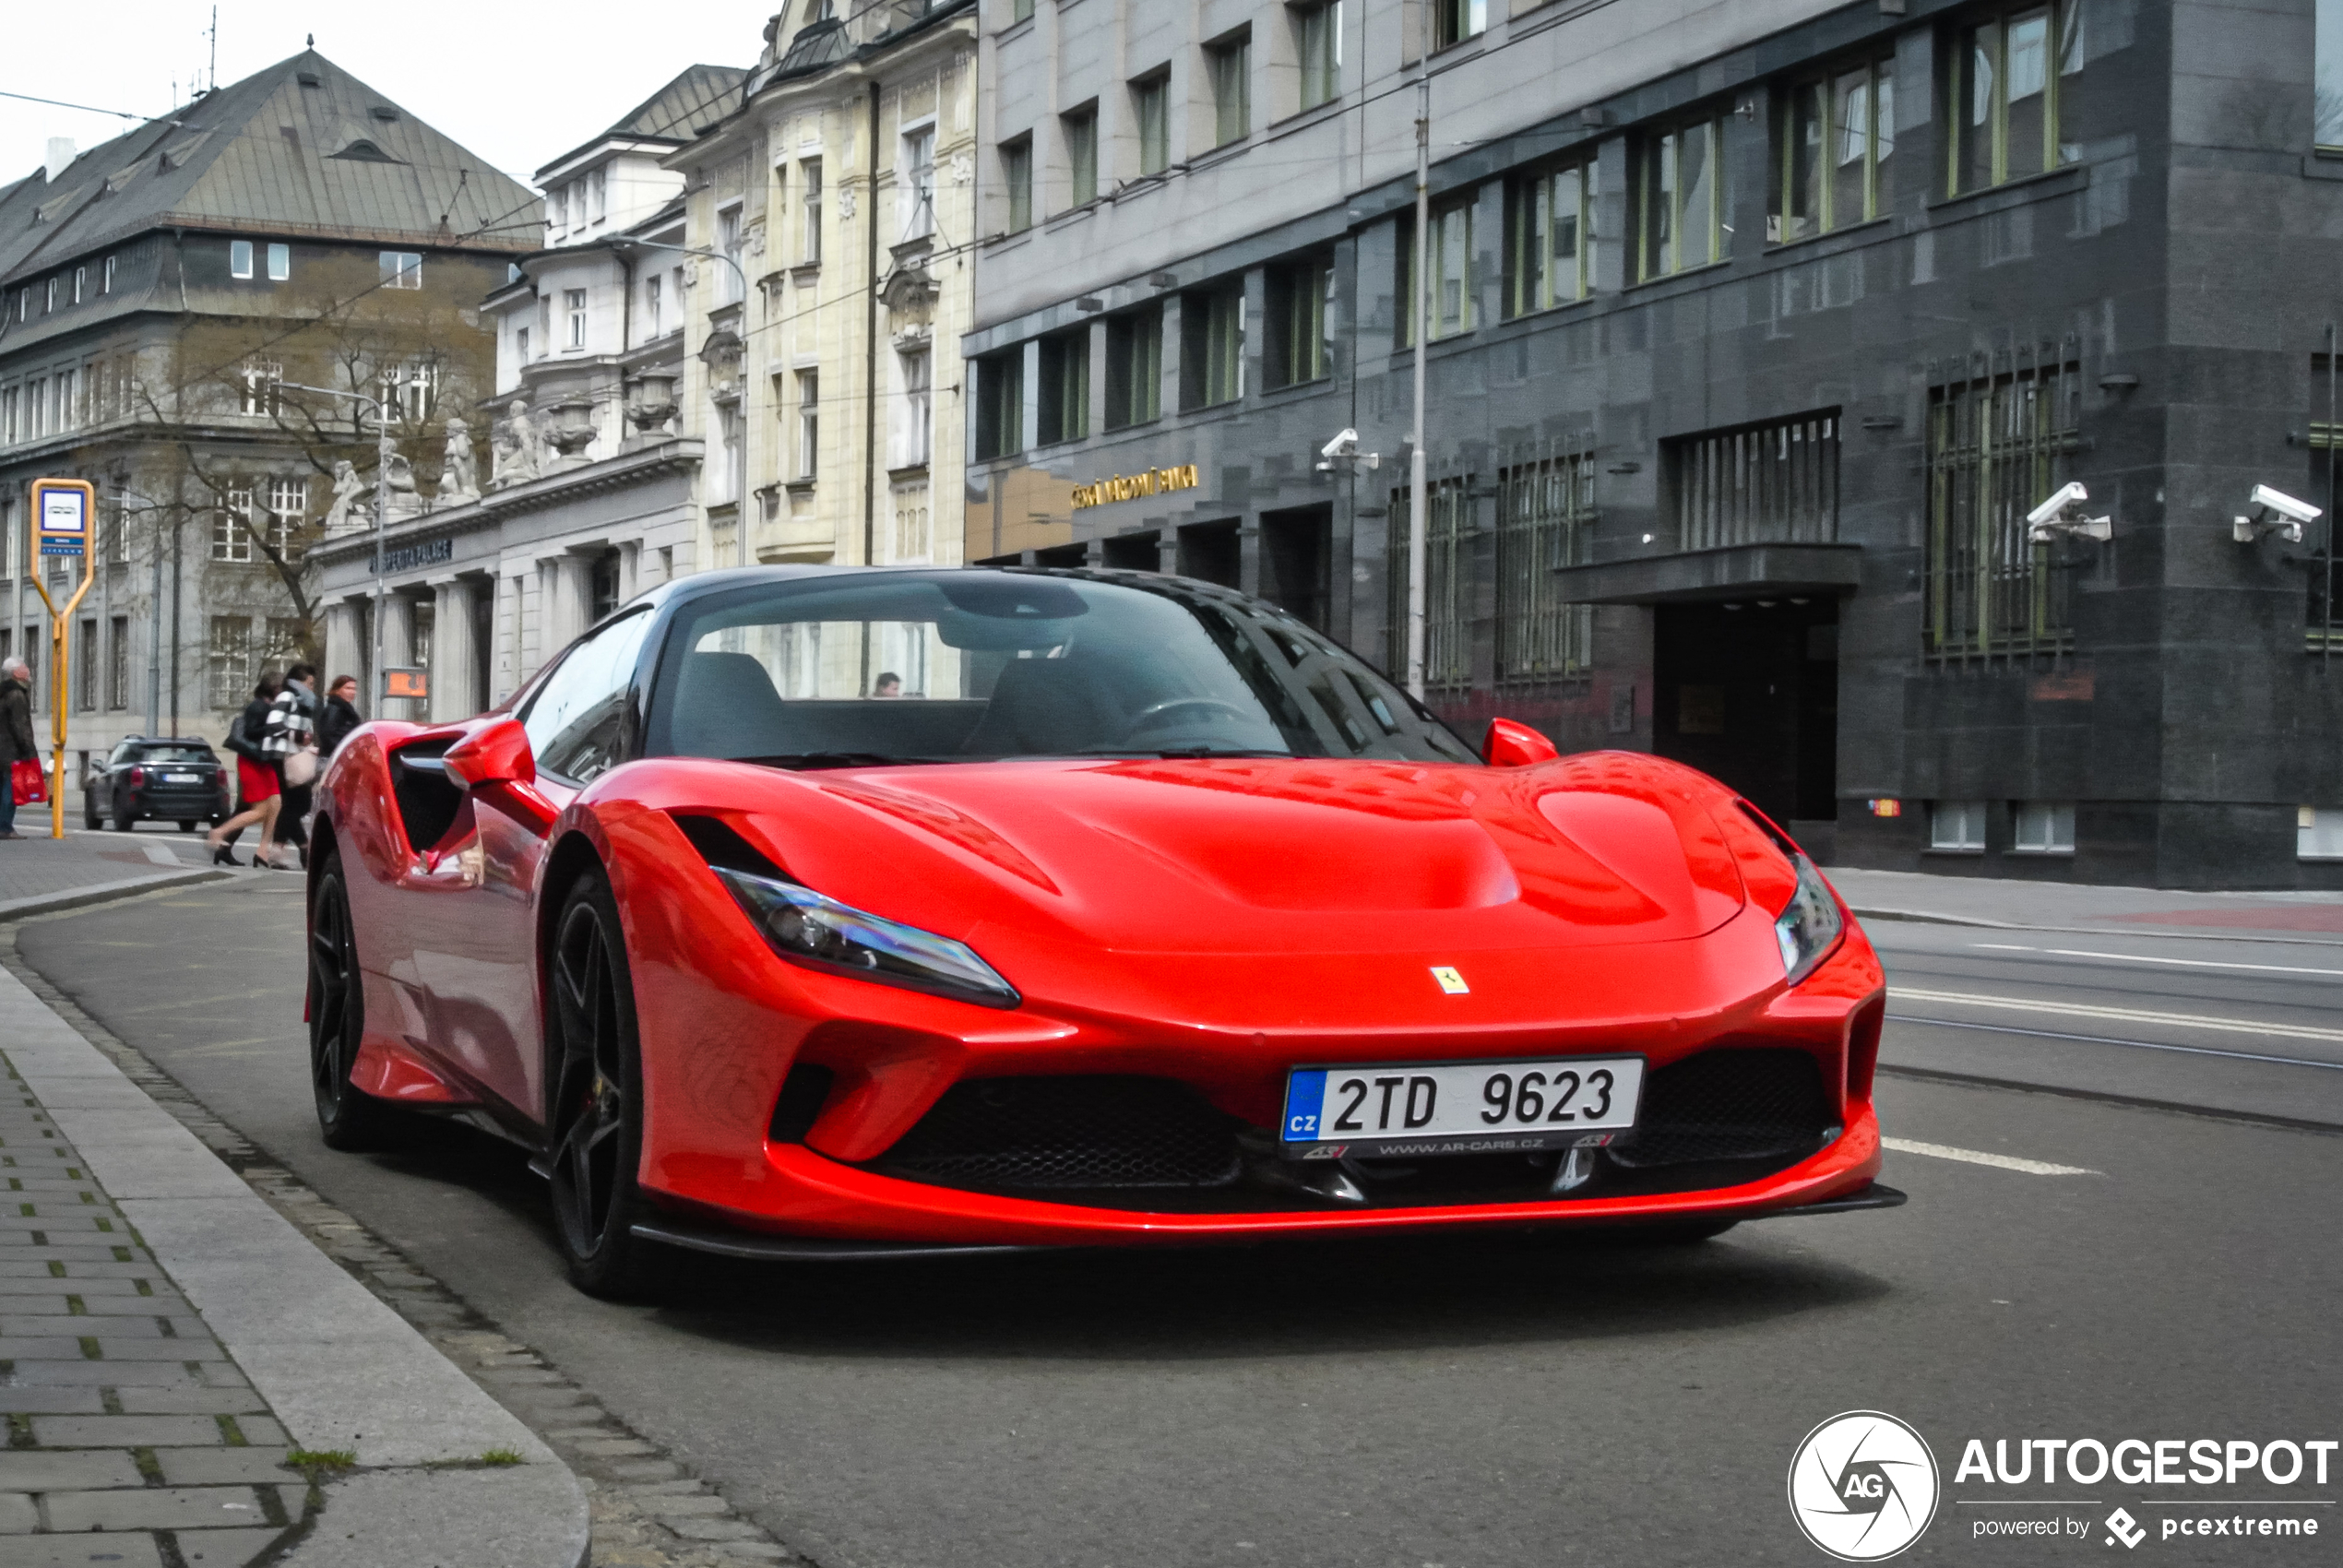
[270,663,322,861]
[208,673,289,869]
[0,658,37,842]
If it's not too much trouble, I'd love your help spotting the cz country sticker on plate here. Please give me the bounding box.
[1279,1056,1644,1159]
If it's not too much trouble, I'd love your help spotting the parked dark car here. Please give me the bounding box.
[84,739,232,832]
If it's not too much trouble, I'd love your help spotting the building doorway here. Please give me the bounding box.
[1260,504,1332,631]
[1652,599,1839,846]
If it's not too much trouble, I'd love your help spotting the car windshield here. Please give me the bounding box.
[133,746,214,765]
[644,571,1476,766]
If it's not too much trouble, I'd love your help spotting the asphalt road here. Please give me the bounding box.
[14,874,2343,1567]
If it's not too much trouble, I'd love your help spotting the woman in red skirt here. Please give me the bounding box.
[208,673,287,868]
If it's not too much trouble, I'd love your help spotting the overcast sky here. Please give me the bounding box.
[2,1,764,188]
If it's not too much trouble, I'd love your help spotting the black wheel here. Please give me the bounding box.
[112,805,136,833]
[177,821,199,833]
[83,796,100,831]
[545,873,651,1298]
[307,853,397,1150]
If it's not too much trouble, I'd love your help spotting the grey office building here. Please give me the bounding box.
[964,0,2343,887]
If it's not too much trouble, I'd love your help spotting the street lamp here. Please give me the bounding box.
[276,382,392,718]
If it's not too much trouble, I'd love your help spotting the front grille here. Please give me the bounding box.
[877,1075,1243,1191]
[1610,1048,1832,1168]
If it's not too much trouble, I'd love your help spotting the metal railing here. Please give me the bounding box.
[1672,410,1839,552]
[1924,360,2083,659]
[1386,474,1473,692]
[1495,443,1596,684]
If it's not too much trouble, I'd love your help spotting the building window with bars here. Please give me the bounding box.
[210,491,255,563]
[1924,362,2083,658]
[1507,160,1596,316]
[208,616,253,708]
[1778,56,1895,242]
[1497,451,1597,683]
[1386,475,1474,691]
[1639,113,1729,281]
[1954,3,2082,196]
[1671,411,1840,551]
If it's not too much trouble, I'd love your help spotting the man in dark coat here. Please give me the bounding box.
[0,659,36,841]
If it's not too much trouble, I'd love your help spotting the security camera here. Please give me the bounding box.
[1320,429,1360,461]
[2026,481,2112,543]
[2235,484,2322,544]
[1314,428,1379,473]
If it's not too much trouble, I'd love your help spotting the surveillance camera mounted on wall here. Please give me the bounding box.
[2235,483,2321,544]
[2027,481,2113,543]
[1315,428,1379,473]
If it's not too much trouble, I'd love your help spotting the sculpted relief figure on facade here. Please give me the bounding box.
[492,398,545,489]
[322,459,366,533]
[439,416,481,503]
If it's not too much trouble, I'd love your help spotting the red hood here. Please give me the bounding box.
[623,754,1754,959]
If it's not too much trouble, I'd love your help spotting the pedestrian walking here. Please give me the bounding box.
[0,659,35,842]
[317,675,363,758]
[208,673,289,869]
[271,663,322,856]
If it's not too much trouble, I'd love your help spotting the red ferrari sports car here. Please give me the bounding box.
[305,566,1897,1294]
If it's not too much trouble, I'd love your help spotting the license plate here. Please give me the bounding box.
[163,773,198,782]
[1281,1056,1644,1159]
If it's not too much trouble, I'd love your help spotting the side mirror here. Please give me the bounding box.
[441,719,557,832]
[1482,717,1560,768]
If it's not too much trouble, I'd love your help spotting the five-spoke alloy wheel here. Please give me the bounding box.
[307,851,395,1149]
[546,873,650,1297]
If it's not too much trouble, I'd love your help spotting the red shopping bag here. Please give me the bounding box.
[10,758,46,806]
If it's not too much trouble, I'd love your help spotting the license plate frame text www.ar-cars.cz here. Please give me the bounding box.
[1279,1056,1646,1160]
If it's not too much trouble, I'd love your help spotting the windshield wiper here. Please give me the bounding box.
[739,752,933,771]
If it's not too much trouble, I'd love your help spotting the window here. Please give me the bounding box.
[1297,2,1342,112]
[975,350,1024,458]
[1431,199,1474,339]
[565,289,588,349]
[1640,114,1727,280]
[2012,801,2075,854]
[268,479,309,558]
[1105,305,1163,429]
[1779,58,1895,241]
[108,616,129,711]
[1,386,13,445]
[517,326,529,362]
[1183,282,1244,409]
[379,251,422,289]
[1009,0,1034,20]
[796,370,820,480]
[210,491,254,563]
[1954,4,2081,195]
[713,401,742,504]
[1064,105,1099,207]
[1208,31,1252,147]
[645,275,662,337]
[230,240,254,279]
[387,361,439,422]
[2301,805,2343,860]
[898,350,932,468]
[101,255,114,294]
[1930,801,1987,851]
[717,206,744,303]
[208,615,253,708]
[76,619,96,712]
[1434,0,1486,49]
[268,242,291,281]
[1001,136,1033,233]
[589,167,607,222]
[1496,451,1596,683]
[1266,255,1331,388]
[2322,0,2343,148]
[1039,331,1088,445]
[1671,411,1840,550]
[239,361,281,417]
[902,125,936,239]
[1924,362,2082,658]
[1386,475,1472,689]
[28,378,43,438]
[801,159,824,263]
[552,184,568,230]
[73,266,86,304]
[1134,72,1171,176]
[1507,160,1597,315]
[520,610,652,784]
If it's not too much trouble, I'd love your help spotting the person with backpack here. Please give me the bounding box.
[208,672,290,869]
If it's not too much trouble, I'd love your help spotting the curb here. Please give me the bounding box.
[0,961,591,1567]
[0,867,232,923]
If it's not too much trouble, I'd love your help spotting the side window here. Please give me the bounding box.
[520,612,653,783]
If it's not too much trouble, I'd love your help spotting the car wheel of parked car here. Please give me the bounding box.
[112,805,136,833]
[308,851,399,1152]
[177,821,198,832]
[83,798,100,831]
[544,871,653,1299]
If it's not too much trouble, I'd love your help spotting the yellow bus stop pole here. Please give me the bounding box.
[24,481,97,840]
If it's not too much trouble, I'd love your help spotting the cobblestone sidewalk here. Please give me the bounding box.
[0,1056,304,1568]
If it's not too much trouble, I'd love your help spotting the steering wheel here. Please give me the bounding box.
[1126,696,1254,735]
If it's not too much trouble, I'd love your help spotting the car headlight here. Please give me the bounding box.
[1773,852,1845,986]
[713,866,1019,1008]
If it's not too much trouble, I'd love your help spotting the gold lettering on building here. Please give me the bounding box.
[1069,463,1200,511]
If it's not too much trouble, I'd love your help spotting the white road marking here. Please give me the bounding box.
[1885,1014,2343,1071]
[1881,1137,2099,1176]
[141,845,184,867]
[1892,987,2343,1046]
[1969,942,2343,980]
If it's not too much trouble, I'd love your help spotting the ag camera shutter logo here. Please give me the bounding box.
[1788,1411,1941,1561]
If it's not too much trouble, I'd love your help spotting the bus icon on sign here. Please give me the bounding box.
[32,478,94,558]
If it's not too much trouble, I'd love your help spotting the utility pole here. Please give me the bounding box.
[1406,0,1433,701]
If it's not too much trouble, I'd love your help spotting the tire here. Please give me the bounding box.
[544,871,654,1299]
[112,805,136,833]
[177,821,199,833]
[83,796,100,832]
[307,851,399,1151]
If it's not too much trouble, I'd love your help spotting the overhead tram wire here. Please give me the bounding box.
[0,88,154,120]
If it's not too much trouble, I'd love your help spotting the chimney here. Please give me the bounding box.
[44,137,75,182]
